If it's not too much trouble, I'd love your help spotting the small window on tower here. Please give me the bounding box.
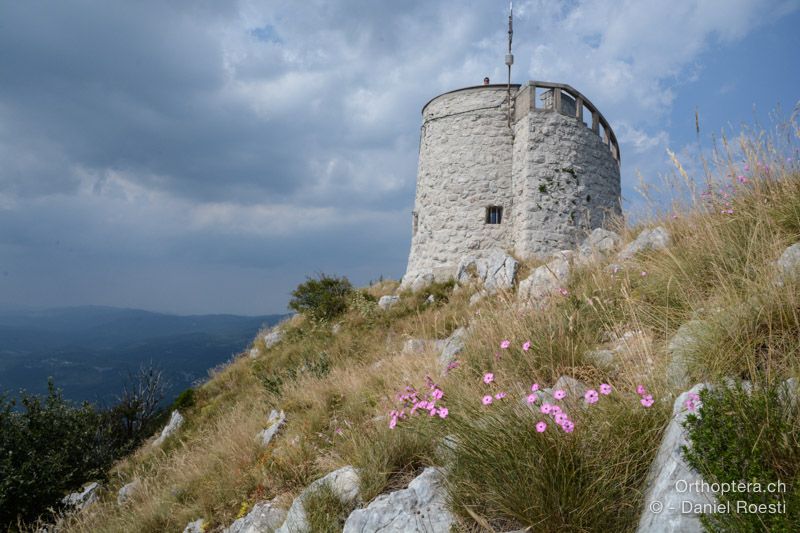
[412,211,419,235]
[485,206,503,224]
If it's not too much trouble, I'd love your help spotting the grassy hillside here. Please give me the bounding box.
[56,125,800,532]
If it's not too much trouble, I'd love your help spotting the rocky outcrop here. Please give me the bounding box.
[153,410,184,447]
[276,466,360,533]
[618,227,671,261]
[402,338,430,354]
[258,409,286,447]
[776,242,800,284]
[62,482,101,511]
[183,519,206,533]
[343,467,452,533]
[438,327,469,368]
[263,328,283,350]
[378,295,400,310]
[401,271,435,292]
[637,384,711,533]
[117,479,141,505]
[456,249,519,292]
[666,321,707,389]
[576,228,622,264]
[224,499,287,533]
[517,251,572,307]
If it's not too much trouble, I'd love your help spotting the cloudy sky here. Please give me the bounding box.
[1,0,798,315]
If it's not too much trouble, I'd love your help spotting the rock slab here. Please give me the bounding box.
[276,465,360,533]
[456,249,519,292]
[183,519,206,533]
[62,481,101,511]
[438,327,469,368]
[117,479,141,505]
[258,409,286,447]
[225,499,287,533]
[153,410,184,447]
[618,226,671,260]
[378,295,400,310]
[636,384,712,533]
[343,467,453,533]
[517,251,572,306]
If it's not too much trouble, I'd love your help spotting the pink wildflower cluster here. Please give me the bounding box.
[525,382,575,433]
[684,391,701,412]
[637,385,654,407]
[389,376,449,429]
[480,371,509,405]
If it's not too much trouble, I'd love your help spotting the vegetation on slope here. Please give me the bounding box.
[52,119,800,532]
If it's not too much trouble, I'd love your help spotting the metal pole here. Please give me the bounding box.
[505,2,514,130]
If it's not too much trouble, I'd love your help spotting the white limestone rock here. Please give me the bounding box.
[776,242,800,284]
[257,409,286,447]
[401,270,435,292]
[378,295,400,310]
[637,384,712,533]
[183,519,206,533]
[438,327,469,368]
[517,251,572,306]
[249,347,260,359]
[117,479,141,505]
[456,249,518,292]
[152,410,184,447]
[618,226,671,260]
[263,329,283,350]
[402,339,429,354]
[224,499,287,533]
[576,228,622,264]
[276,466,360,533]
[343,467,453,533]
[468,290,487,306]
[62,482,101,511]
[666,321,707,389]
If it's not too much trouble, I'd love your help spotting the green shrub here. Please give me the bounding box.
[683,383,800,531]
[172,388,196,412]
[289,274,354,322]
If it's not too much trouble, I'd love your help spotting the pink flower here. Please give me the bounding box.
[744,164,750,172]
[550,405,562,414]
[483,373,494,384]
[432,389,444,400]
[526,393,538,404]
[584,389,599,404]
[553,389,566,400]
[428,406,437,417]
[555,412,568,425]
[335,427,343,435]
[540,403,552,414]
[685,400,696,412]
[738,175,748,184]
[482,395,493,405]
[536,421,547,433]
[599,383,612,395]
[559,287,569,296]
[522,341,531,351]
[671,214,678,220]
[417,401,428,410]
[389,416,397,429]
[562,420,575,433]
[500,340,511,349]
[531,383,540,392]
[636,385,647,396]
[438,407,449,419]
[495,392,507,400]
[641,271,648,277]
[640,395,654,408]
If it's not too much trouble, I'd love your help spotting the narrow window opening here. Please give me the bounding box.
[485,206,503,224]
[412,211,419,235]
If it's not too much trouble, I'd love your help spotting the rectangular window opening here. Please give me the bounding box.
[485,206,503,224]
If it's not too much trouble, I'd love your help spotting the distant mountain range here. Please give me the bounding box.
[0,306,287,405]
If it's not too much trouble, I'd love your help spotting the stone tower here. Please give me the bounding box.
[401,81,621,289]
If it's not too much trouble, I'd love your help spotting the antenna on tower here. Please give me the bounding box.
[505,2,514,130]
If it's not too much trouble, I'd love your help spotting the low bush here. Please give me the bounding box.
[683,382,800,531]
[288,274,354,322]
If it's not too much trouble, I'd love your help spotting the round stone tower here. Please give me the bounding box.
[402,81,621,289]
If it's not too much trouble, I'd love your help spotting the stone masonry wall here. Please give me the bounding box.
[402,83,621,287]
[403,86,516,284]
[511,108,621,259]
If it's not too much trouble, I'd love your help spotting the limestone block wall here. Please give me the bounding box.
[402,81,621,287]
[403,86,517,283]
[511,106,621,258]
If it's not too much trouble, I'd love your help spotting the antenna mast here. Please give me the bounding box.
[505,2,514,130]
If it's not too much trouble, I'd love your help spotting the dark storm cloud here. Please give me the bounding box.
[0,0,794,314]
